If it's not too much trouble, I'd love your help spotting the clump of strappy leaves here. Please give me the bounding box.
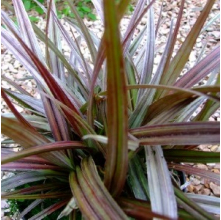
[1,0,220,219]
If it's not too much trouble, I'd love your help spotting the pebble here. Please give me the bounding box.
[211,145,219,152]
[2,217,12,220]
[2,54,12,63]
[202,188,211,196]
[211,169,220,174]
[197,145,210,151]
[210,182,220,197]
[192,178,201,186]
[195,164,209,170]
[207,163,216,167]
[14,60,21,69]
[1,200,9,209]
[204,183,210,188]
[210,31,220,39]
[196,42,202,48]
[193,184,203,193]
[214,164,220,169]
[200,178,205,184]
[187,184,194,192]
[1,64,9,71]
[14,105,24,113]
[189,51,197,62]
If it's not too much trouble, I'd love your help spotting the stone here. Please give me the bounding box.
[198,145,209,151]
[2,217,12,220]
[1,65,9,71]
[141,18,147,25]
[211,145,219,152]
[1,200,9,209]
[192,178,201,186]
[189,51,197,62]
[193,184,203,193]
[14,105,24,113]
[211,31,220,39]
[196,42,202,48]
[211,169,220,174]
[200,178,205,185]
[215,146,220,152]
[196,164,208,170]
[210,182,220,197]
[14,60,21,69]
[8,64,17,73]
[202,188,211,196]
[204,183,210,188]
[187,184,194,192]
[207,163,216,167]
[3,54,12,62]
[214,164,220,169]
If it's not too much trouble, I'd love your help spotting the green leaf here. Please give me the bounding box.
[127,84,220,103]
[2,116,49,148]
[29,16,40,23]
[168,163,220,184]
[83,134,139,150]
[145,145,178,219]
[127,155,149,200]
[69,171,101,219]
[117,197,172,220]
[1,117,74,168]
[13,0,45,63]
[186,194,220,215]
[81,6,91,12]
[19,199,44,219]
[78,11,85,18]
[103,0,129,197]
[81,157,128,219]
[2,162,65,171]
[175,188,215,220]
[62,7,70,16]
[1,89,36,132]
[164,149,220,163]
[2,141,85,165]
[3,183,65,197]
[23,0,32,11]
[69,12,75,18]
[31,23,88,97]
[131,122,220,145]
[2,170,66,192]
[137,0,155,90]
[174,46,220,88]
[35,6,44,15]
[29,199,69,220]
[57,197,77,219]
[77,2,83,7]
[87,13,97,20]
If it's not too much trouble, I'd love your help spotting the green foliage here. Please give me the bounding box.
[58,0,97,20]
[7,200,19,217]
[22,0,44,13]
[8,198,68,220]
[18,199,68,220]
[1,0,220,219]
[21,0,97,20]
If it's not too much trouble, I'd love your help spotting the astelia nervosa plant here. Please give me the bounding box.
[1,0,220,219]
